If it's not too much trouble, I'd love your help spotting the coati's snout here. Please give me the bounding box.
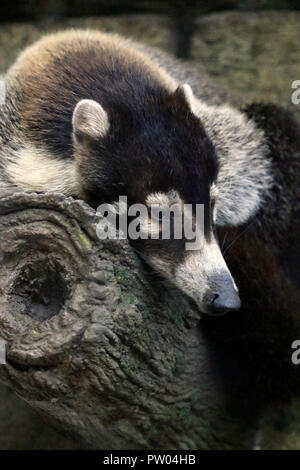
[173,239,241,316]
[140,228,241,316]
[203,273,241,316]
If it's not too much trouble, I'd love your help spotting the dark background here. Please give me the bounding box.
[0,1,299,21]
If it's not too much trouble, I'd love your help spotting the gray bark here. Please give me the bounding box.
[0,192,299,450]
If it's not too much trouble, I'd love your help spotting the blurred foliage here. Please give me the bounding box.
[191,11,300,119]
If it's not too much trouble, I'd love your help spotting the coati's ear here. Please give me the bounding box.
[72,99,110,141]
[173,83,195,112]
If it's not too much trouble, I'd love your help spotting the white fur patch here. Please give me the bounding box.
[146,189,182,208]
[6,145,79,195]
[186,95,272,226]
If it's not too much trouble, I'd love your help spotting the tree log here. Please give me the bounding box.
[0,192,299,449]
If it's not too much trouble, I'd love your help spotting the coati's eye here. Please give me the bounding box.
[210,183,218,224]
[210,199,219,239]
[210,197,216,224]
[150,206,173,223]
[146,191,183,238]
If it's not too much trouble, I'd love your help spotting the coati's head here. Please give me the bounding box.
[72,84,241,315]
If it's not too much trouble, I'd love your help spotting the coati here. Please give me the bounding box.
[0,30,299,316]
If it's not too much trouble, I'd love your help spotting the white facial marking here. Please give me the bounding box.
[146,190,182,207]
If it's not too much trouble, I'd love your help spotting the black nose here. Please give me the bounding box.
[211,291,241,314]
[205,277,241,315]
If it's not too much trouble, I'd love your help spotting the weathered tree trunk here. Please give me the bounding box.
[0,192,212,449]
[0,192,299,449]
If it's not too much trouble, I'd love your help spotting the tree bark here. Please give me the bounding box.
[0,192,299,449]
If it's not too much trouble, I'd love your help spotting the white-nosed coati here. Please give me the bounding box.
[0,30,299,321]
